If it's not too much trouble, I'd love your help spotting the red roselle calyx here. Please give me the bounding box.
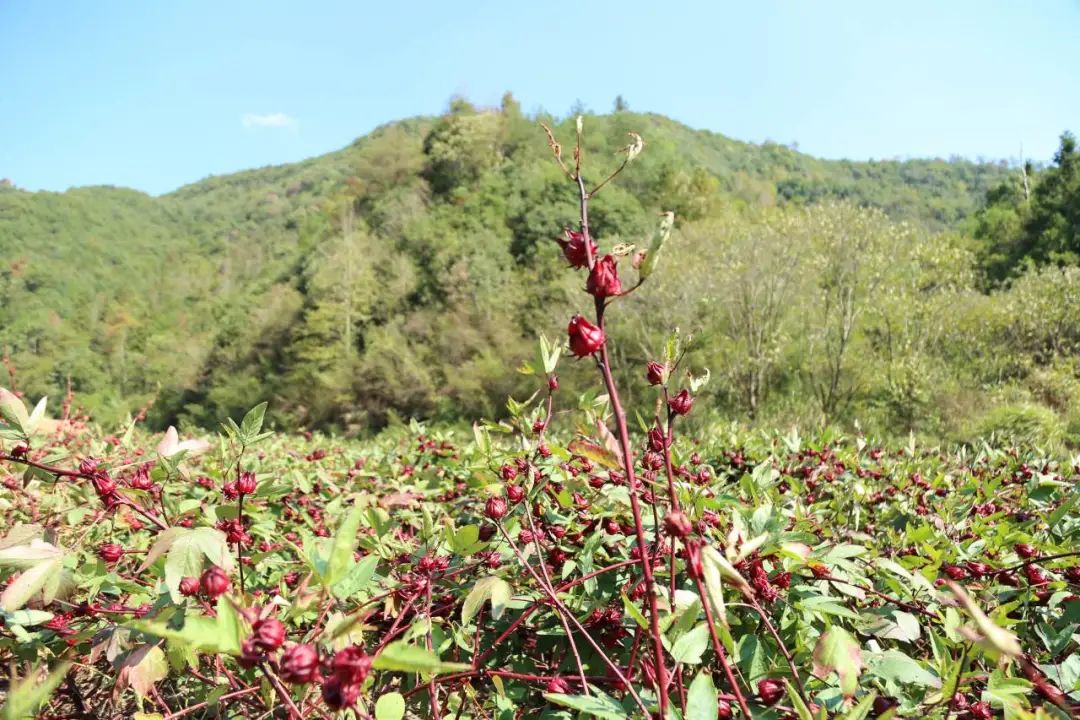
[237,471,257,495]
[485,496,509,519]
[557,228,597,269]
[178,576,201,597]
[663,511,693,539]
[252,617,287,651]
[668,389,694,416]
[200,565,231,599]
[280,643,320,684]
[586,254,622,298]
[97,543,124,563]
[757,678,784,706]
[646,361,667,386]
[567,315,605,357]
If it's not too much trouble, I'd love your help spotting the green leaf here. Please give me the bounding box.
[129,597,244,656]
[2,609,54,626]
[543,690,627,720]
[984,670,1031,719]
[239,402,268,444]
[324,504,364,587]
[0,387,29,437]
[784,680,815,720]
[686,671,718,720]
[117,645,168,699]
[331,554,380,600]
[1,557,62,611]
[622,593,649,631]
[867,650,941,688]
[461,576,513,624]
[372,641,470,675]
[839,692,877,720]
[374,692,406,720]
[812,627,863,697]
[671,623,710,664]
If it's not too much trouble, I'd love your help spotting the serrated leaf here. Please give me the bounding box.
[372,641,470,675]
[1,557,62,611]
[331,554,379,600]
[462,576,512,624]
[867,650,941,688]
[813,627,863,697]
[324,503,364,587]
[239,402,268,444]
[671,623,710,664]
[117,645,168,700]
[686,671,718,720]
[544,690,627,720]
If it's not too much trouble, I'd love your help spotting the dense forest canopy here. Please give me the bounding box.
[2,96,1078,445]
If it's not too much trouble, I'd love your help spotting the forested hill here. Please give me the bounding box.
[0,99,1017,433]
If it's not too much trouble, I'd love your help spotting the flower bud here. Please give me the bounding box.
[545,676,570,694]
[97,543,124,563]
[200,565,231,599]
[645,361,667,386]
[506,485,525,504]
[485,496,509,520]
[586,254,622,298]
[321,676,360,710]
[757,678,784,706]
[567,315,605,357]
[91,473,117,497]
[668,389,694,416]
[548,375,559,392]
[1015,543,1038,558]
[557,229,597,269]
[253,617,287,651]
[237,471,257,495]
[128,466,154,490]
[332,646,373,685]
[647,426,670,452]
[280,643,320,684]
[178,576,201,597]
[663,511,693,539]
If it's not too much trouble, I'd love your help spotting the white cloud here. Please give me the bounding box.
[242,112,298,130]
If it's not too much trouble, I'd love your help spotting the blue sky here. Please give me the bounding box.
[2,0,1077,196]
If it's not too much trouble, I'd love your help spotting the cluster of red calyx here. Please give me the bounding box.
[322,646,373,710]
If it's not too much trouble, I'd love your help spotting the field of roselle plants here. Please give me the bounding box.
[2,120,1080,720]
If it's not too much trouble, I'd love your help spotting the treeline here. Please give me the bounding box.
[4,95,1077,444]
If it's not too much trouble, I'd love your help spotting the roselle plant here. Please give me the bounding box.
[1,122,1080,720]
